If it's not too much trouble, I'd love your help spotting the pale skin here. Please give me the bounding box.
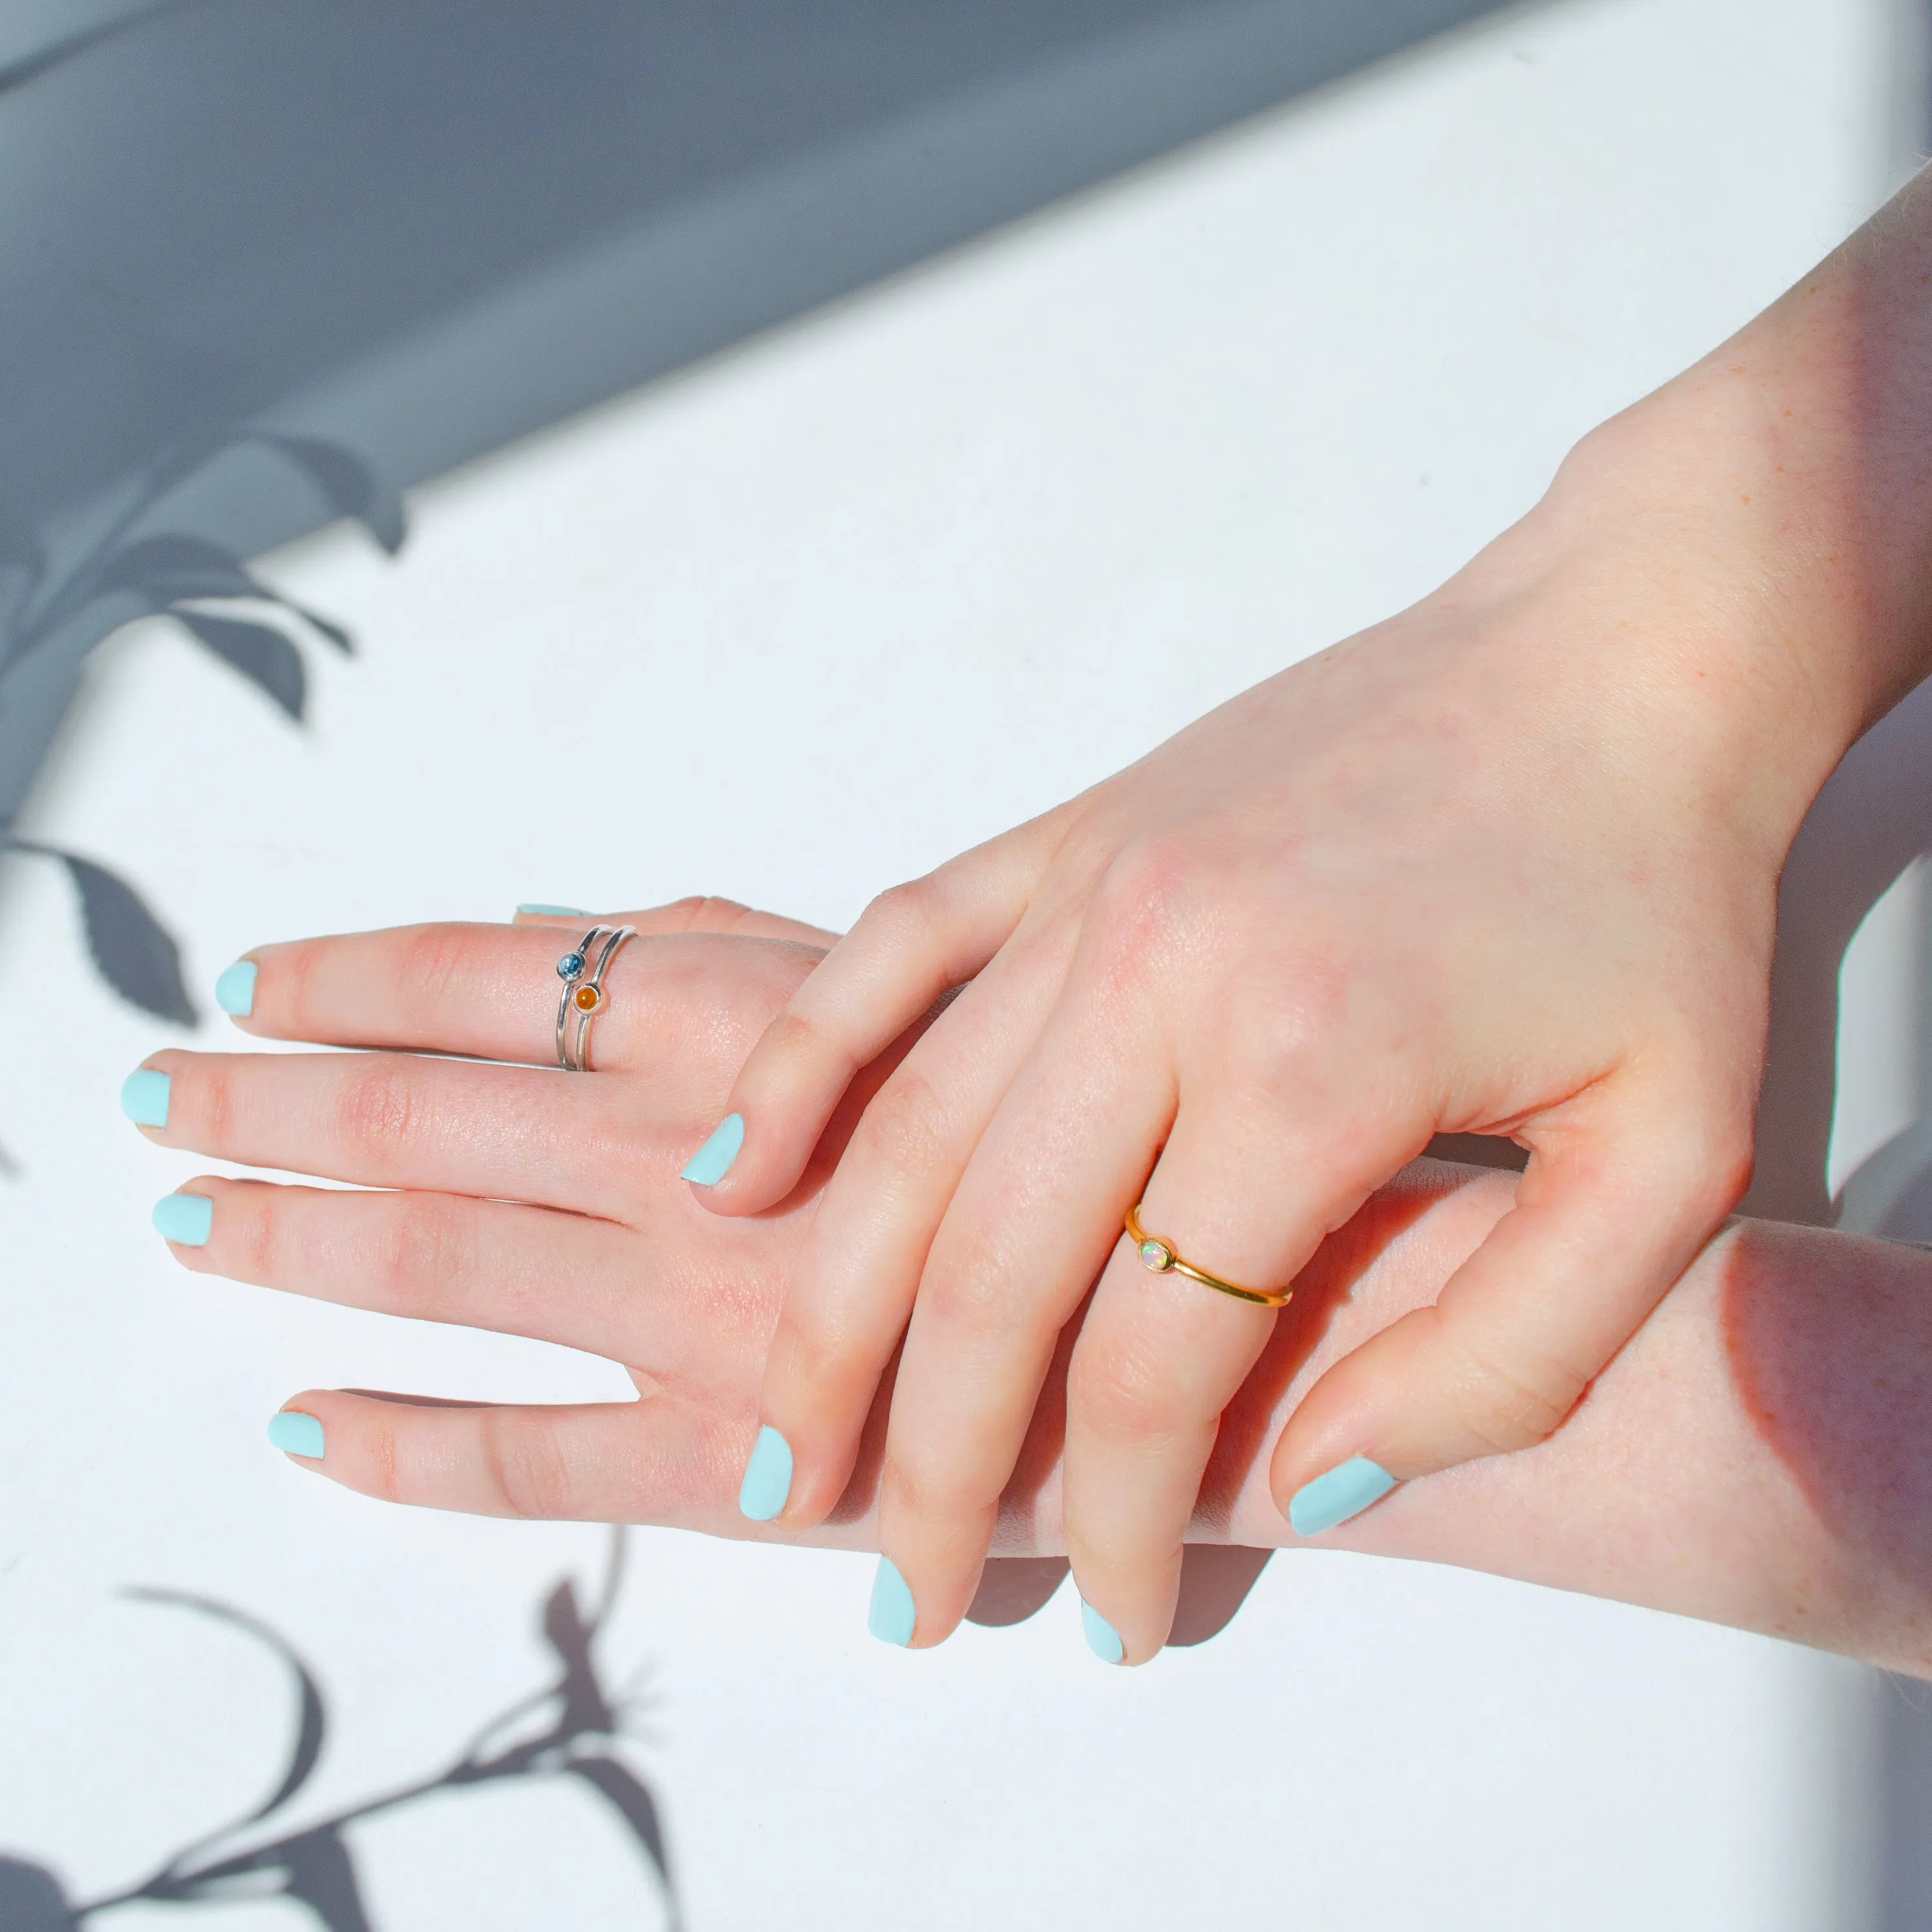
[685,165,1932,1660]
[131,917,1932,1679]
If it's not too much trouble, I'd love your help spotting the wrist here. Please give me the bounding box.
[1478,352,1922,859]
[1533,175,1932,845]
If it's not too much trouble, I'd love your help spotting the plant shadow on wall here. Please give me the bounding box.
[0,1530,677,1931]
[0,0,1526,1173]
[0,427,402,1095]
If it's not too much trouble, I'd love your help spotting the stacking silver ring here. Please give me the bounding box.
[554,926,635,1072]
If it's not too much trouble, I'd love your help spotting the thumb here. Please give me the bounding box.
[1269,1085,1752,1534]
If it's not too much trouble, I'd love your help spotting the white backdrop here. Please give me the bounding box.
[0,0,1915,1924]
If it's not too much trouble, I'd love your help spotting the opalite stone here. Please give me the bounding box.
[1139,1239,1171,1271]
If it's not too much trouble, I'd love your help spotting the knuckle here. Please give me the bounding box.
[694,895,756,931]
[918,1254,1024,1340]
[375,1196,475,1316]
[271,941,323,1032]
[656,894,714,926]
[394,924,474,1010]
[770,1320,858,1414]
[1070,1332,1185,1447]
[484,1412,576,1520]
[228,1187,282,1280]
[858,876,945,951]
[661,894,754,932]
[362,1414,403,1504]
[1449,1339,1586,1454]
[853,1063,954,1180]
[1216,973,1345,1094]
[191,1057,237,1152]
[334,1059,424,1161]
[883,1452,1001,1528]
[756,1006,846,1081]
[1091,838,1204,964]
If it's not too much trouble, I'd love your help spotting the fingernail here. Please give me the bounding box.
[214,959,257,1016]
[868,1556,916,1646]
[152,1192,213,1247]
[120,1068,171,1127]
[681,1112,745,1186]
[738,1425,794,1521]
[1288,1456,1396,1536]
[267,1410,325,1459]
[1081,1600,1125,1664]
[518,902,588,917]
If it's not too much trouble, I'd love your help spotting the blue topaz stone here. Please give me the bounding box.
[557,951,586,979]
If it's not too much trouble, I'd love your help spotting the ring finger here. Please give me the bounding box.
[1062,1092,1416,1662]
[224,921,817,1075]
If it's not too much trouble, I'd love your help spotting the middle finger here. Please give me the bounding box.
[131,1046,654,1220]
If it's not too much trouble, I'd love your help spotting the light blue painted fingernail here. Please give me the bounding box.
[214,959,257,1016]
[267,1410,325,1459]
[1081,1600,1125,1664]
[120,1068,171,1127]
[1288,1456,1396,1536]
[681,1112,745,1186]
[518,903,589,917]
[738,1425,794,1522]
[868,1556,916,1646]
[152,1192,213,1246]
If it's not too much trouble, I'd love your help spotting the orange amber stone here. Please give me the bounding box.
[574,984,602,1012]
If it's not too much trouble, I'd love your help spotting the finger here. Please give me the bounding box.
[1268,1072,1752,1534]
[1063,1094,1417,1663]
[739,923,1071,1529]
[686,818,1063,1215]
[153,1177,746,1374]
[513,895,842,948]
[864,981,1174,1648]
[130,1048,660,1218]
[264,1388,748,1531]
[267,1390,893,1549]
[216,923,817,1071]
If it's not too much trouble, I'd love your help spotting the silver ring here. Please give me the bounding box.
[554,925,635,1072]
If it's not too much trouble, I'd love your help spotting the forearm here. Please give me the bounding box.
[720,1158,1927,1670]
[1454,165,1932,867]
[1162,1165,1932,1673]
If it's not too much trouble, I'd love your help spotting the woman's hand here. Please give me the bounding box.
[116,900,1553,1559]
[680,166,1932,1662]
[123,918,1932,1676]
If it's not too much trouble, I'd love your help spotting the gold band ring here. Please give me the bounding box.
[1124,1203,1293,1310]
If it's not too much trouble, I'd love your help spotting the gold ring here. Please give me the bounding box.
[1124,1202,1293,1309]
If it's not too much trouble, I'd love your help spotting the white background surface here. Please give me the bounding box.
[0,0,1916,1924]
